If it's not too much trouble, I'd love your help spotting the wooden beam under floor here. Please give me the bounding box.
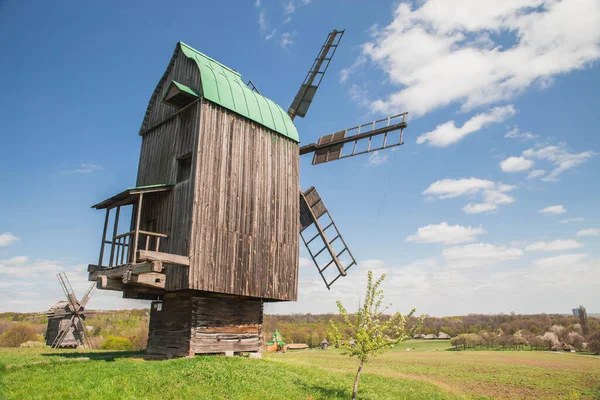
[137,250,190,266]
[88,261,163,281]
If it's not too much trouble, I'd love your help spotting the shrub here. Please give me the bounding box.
[101,336,132,351]
[129,325,149,351]
[20,340,46,348]
[587,332,600,354]
[0,324,38,347]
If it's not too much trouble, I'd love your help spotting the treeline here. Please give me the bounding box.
[450,325,600,353]
[265,312,600,347]
[1,309,599,352]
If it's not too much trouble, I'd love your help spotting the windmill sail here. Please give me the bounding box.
[299,187,357,289]
[300,112,408,165]
[288,29,344,120]
[79,283,96,308]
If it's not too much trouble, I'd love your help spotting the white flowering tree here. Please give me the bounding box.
[329,271,423,400]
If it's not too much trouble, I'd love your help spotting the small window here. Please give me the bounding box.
[177,153,192,183]
[153,302,163,312]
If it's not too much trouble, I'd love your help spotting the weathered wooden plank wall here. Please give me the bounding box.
[146,293,192,356]
[45,318,78,347]
[135,50,201,293]
[146,293,263,355]
[136,106,198,261]
[188,101,300,301]
[190,295,263,354]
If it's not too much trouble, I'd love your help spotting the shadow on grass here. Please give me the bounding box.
[42,351,144,362]
[295,380,351,400]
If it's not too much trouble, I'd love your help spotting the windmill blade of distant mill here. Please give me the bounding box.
[56,272,80,313]
[300,112,408,165]
[299,186,357,290]
[73,314,92,349]
[79,283,96,309]
[288,29,344,120]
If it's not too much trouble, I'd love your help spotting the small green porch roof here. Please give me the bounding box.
[178,42,299,143]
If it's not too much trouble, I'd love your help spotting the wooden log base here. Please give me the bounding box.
[146,293,264,357]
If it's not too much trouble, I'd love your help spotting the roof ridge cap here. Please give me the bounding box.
[178,41,241,77]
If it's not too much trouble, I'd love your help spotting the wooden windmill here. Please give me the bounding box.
[46,273,95,349]
[87,29,407,357]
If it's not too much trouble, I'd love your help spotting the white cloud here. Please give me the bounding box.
[0,232,19,247]
[423,178,516,214]
[559,217,584,224]
[281,32,295,50]
[576,228,600,237]
[258,11,267,32]
[526,169,546,179]
[61,163,102,174]
[504,126,537,140]
[268,252,600,316]
[348,0,600,116]
[539,205,566,215]
[525,239,583,252]
[0,256,148,313]
[522,144,596,182]
[417,105,515,147]
[443,243,523,268]
[283,0,311,24]
[406,222,486,245]
[500,156,534,173]
[1,256,29,265]
[423,178,494,199]
[255,0,261,7]
[367,151,388,166]
[265,29,277,41]
[299,257,312,268]
[534,253,589,268]
[340,56,367,83]
[0,258,65,279]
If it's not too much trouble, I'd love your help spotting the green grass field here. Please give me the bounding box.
[0,341,598,399]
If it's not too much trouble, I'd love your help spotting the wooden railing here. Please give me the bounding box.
[107,230,167,267]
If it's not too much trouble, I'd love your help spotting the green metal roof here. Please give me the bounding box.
[178,42,299,143]
[168,81,201,98]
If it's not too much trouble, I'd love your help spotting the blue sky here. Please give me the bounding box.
[0,0,599,315]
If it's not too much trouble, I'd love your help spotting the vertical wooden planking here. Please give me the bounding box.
[189,101,299,301]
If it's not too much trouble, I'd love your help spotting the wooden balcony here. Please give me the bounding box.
[89,184,189,294]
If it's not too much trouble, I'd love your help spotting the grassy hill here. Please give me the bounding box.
[1,341,599,399]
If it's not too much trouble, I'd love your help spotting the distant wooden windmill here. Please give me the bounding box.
[46,273,95,349]
[87,29,407,357]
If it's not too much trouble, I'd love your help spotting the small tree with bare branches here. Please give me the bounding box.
[329,271,423,400]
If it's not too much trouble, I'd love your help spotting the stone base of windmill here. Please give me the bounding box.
[146,292,263,358]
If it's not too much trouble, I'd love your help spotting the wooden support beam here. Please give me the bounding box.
[88,261,163,281]
[124,272,166,289]
[132,194,143,264]
[99,208,110,266]
[97,275,125,291]
[137,250,190,266]
[109,206,120,267]
[97,273,166,292]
